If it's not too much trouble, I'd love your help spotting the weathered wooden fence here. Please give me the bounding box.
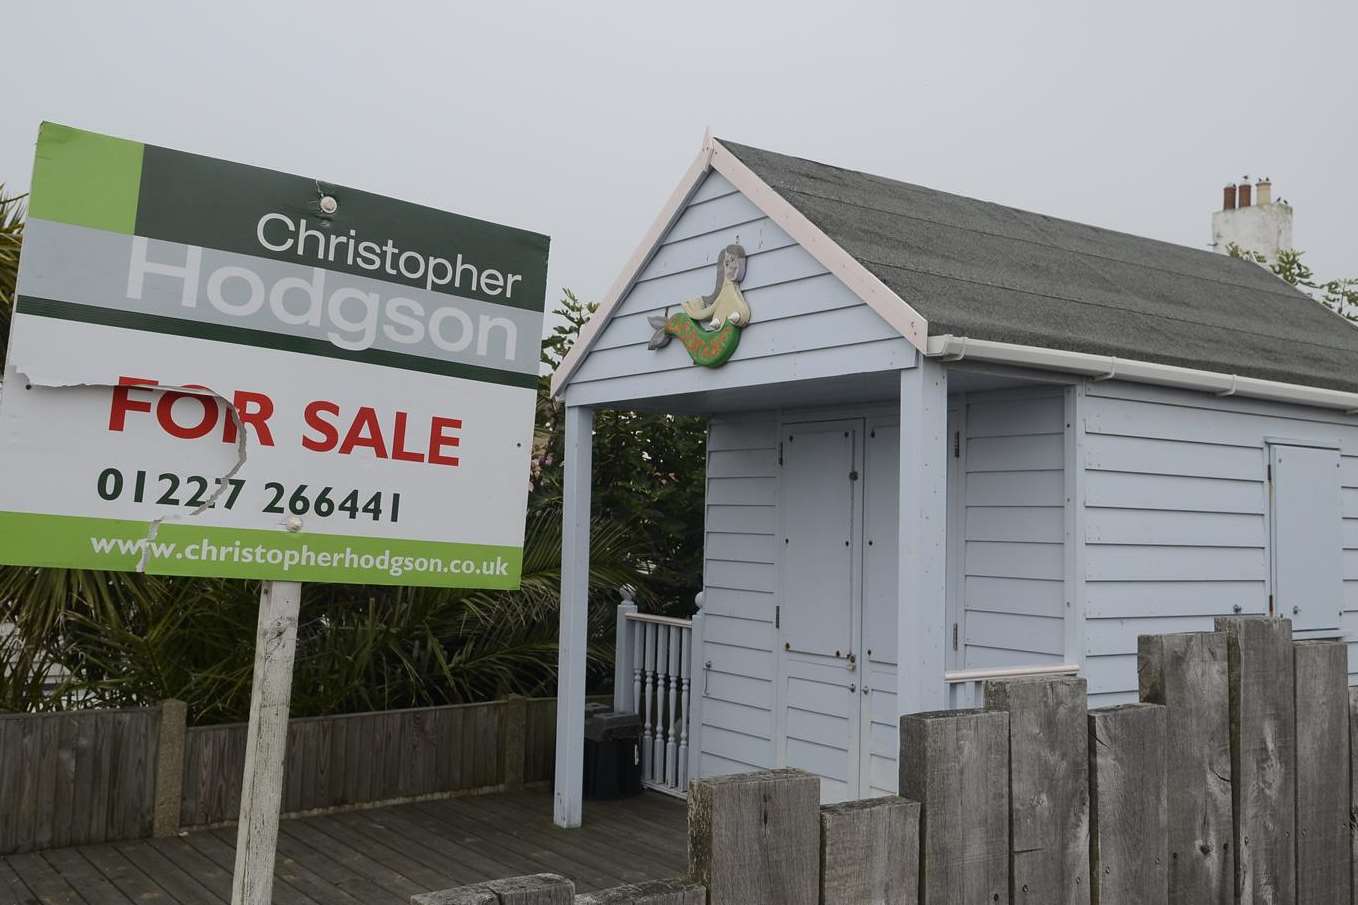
[0,707,161,853]
[0,694,576,854]
[427,616,1355,905]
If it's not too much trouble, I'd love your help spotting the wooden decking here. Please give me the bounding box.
[0,790,688,905]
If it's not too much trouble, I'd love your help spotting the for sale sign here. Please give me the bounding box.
[0,123,548,587]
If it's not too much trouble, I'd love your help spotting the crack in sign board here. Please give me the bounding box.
[7,364,249,572]
[0,122,549,588]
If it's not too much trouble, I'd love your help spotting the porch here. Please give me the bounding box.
[0,789,687,905]
[558,356,1088,822]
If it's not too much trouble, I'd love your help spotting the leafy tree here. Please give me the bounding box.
[1227,243,1358,321]
[533,290,706,615]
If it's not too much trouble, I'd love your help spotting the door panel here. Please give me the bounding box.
[778,419,861,803]
[783,666,857,803]
[781,423,856,657]
[861,682,899,797]
[861,418,900,795]
[1269,444,1342,633]
[863,421,899,664]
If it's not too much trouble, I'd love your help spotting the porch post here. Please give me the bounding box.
[554,403,594,828]
[897,360,949,716]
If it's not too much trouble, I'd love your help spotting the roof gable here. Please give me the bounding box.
[722,140,1358,395]
[550,139,926,397]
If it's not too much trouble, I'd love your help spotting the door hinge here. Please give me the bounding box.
[778,441,784,466]
[953,431,960,458]
[952,622,959,651]
[1266,463,1271,482]
[775,605,781,629]
[1268,593,1274,616]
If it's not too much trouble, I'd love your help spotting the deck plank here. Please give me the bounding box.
[277,817,425,901]
[3,852,84,905]
[0,789,687,905]
[326,810,478,886]
[343,804,521,880]
[186,828,320,905]
[293,813,454,893]
[42,848,138,905]
[77,844,174,905]
[470,794,685,881]
[0,859,35,905]
[112,841,221,905]
[144,838,233,904]
[428,796,652,890]
[271,827,405,905]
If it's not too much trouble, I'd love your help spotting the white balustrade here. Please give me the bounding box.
[613,589,701,799]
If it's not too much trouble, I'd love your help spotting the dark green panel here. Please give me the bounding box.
[133,144,549,313]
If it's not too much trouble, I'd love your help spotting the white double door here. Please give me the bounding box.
[774,416,900,802]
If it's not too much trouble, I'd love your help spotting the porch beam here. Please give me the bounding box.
[554,403,594,828]
[897,361,949,715]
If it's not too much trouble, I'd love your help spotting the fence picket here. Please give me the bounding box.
[1216,617,1297,904]
[1293,640,1349,905]
[1088,703,1168,904]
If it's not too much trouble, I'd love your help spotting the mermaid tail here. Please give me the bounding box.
[647,312,741,368]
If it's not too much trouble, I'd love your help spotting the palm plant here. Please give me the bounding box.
[2,509,638,723]
[0,186,22,360]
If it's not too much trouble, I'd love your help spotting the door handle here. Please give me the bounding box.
[862,686,869,696]
[848,683,856,693]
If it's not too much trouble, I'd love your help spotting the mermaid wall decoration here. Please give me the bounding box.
[647,244,751,368]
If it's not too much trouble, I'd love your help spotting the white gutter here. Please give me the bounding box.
[925,334,1358,415]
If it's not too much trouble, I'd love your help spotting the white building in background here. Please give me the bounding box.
[1211,178,1294,261]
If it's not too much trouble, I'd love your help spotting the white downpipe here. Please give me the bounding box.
[925,334,1358,414]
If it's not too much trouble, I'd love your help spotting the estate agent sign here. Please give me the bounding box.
[0,123,548,588]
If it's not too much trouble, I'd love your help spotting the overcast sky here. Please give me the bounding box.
[6,0,1356,317]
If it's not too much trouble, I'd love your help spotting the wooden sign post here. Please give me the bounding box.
[230,581,303,905]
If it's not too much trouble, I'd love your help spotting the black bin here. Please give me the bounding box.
[582,711,643,800]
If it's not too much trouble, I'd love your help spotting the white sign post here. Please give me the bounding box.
[1,123,549,903]
[231,580,301,905]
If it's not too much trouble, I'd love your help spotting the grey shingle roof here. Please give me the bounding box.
[722,140,1358,394]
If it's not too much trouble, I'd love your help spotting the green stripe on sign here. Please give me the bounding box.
[29,122,143,234]
[0,510,523,589]
[17,295,540,390]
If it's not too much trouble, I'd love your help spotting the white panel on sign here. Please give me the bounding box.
[780,422,855,656]
[1270,444,1343,633]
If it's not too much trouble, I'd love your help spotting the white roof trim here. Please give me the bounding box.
[926,334,1358,414]
[707,139,928,352]
[550,140,715,398]
[550,137,931,398]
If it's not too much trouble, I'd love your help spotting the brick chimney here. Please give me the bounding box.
[1212,177,1292,260]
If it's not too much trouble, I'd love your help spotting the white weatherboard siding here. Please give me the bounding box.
[697,415,780,776]
[960,390,1070,671]
[1082,381,1358,705]
[567,171,914,407]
